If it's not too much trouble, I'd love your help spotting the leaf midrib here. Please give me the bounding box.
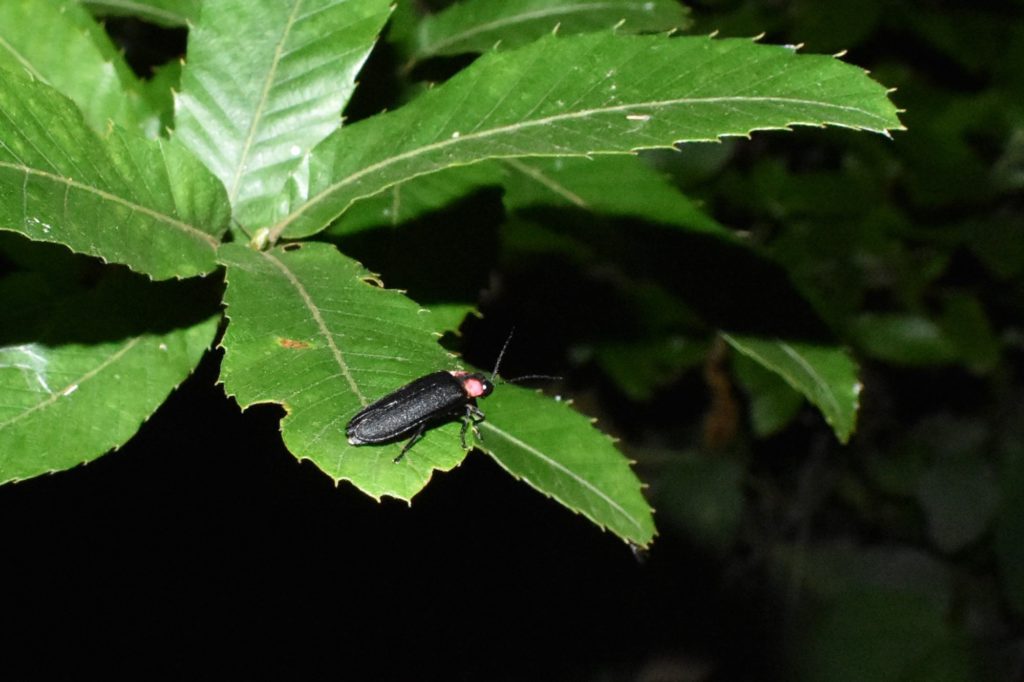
[481,420,646,535]
[0,336,142,431]
[778,341,844,419]
[227,0,304,204]
[269,93,890,240]
[0,160,220,248]
[260,248,367,405]
[724,334,849,430]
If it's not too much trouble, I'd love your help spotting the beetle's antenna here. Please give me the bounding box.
[505,374,562,384]
[491,328,561,385]
[491,328,516,381]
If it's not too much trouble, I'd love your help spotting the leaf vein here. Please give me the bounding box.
[260,248,367,405]
[227,0,305,204]
[482,421,645,534]
[0,337,142,431]
[778,341,842,418]
[270,93,887,239]
[0,161,219,249]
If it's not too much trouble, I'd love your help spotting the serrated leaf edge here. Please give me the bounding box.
[412,0,684,62]
[479,393,656,547]
[1,316,218,484]
[270,87,893,241]
[0,162,221,250]
[216,245,470,502]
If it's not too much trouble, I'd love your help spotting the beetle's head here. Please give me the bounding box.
[459,372,493,399]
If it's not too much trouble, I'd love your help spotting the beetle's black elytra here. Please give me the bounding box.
[346,370,494,462]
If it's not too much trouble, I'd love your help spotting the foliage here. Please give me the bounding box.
[674,1,1024,679]
[3,0,1022,678]
[0,0,900,555]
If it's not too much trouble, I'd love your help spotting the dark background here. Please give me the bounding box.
[3,351,770,680]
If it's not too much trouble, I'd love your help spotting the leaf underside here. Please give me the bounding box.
[402,0,690,63]
[499,155,728,235]
[722,333,860,443]
[82,0,200,27]
[333,154,727,238]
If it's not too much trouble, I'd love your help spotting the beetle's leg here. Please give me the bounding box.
[462,403,486,447]
[467,403,486,424]
[393,423,427,463]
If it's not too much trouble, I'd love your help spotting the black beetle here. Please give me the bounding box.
[346,370,494,462]
[346,332,555,462]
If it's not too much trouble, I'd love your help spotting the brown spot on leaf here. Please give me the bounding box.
[278,337,311,350]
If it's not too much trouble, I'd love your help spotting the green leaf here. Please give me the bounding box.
[732,351,804,437]
[421,304,477,336]
[0,0,160,135]
[0,73,230,279]
[174,0,393,228]
[329,164,500,235]
[218,241,468,501]
[81,0,199,27]
[478,385,656,547]
[594,336,708,402]
[401,0,690,64]
[852,313,959,366]
[0,271,219,484]
[219,240,657,534]
[500,155,728,236]
[141,61,182,137]
[331,153,726,238]
[722,333,860,443]
[270,33,902,240]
